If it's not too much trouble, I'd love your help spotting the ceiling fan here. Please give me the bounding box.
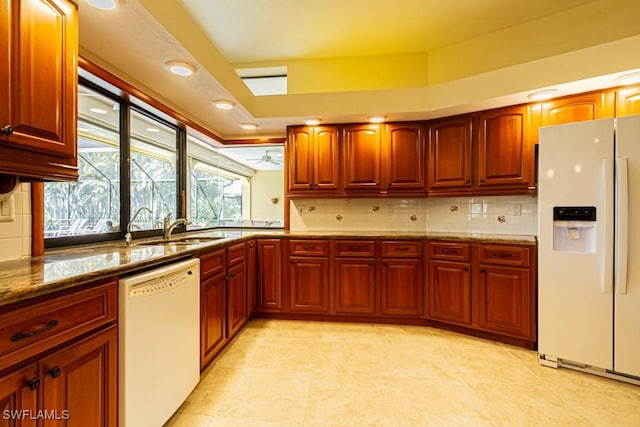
[247,150,281,165]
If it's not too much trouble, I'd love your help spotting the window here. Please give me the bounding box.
[129,110,178,230]
[44,87,121,239]
[44,69,283,248]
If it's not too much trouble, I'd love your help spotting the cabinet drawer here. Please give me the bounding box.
[478,244,530,267]
[0,279,117,368]
[200,249,226,278]
[381,241,422,258]
[289,240,329,256]
[227,242,246,266]
[428,242,471,261]
[335,240,376,257]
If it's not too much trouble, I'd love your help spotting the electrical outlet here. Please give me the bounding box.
[0,195,15,222]
[511,204,521,216]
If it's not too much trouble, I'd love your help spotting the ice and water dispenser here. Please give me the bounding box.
[552,206,597,253]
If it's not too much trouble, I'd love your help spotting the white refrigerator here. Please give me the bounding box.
[538,114,640,384]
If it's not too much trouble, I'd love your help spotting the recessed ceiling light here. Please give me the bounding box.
[240,123,259,130]
[84,0,118,11]
[615,72,640,86]
[369,115,386,124]
[527,89,558,101]
[164,60,196,76]
[305,119,320,126]
[212,100,236,110]
[89,108,108,114]
[146,127,160,133]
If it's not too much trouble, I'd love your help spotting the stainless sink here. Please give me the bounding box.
[135,236,223,246]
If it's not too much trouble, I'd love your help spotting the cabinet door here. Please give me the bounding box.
[286,127,315,191]
[383,123,425,191]
[201,271,227,368]
[246,240,257,316]
[0,0,77,159]
[289,257,330,313]
[227,262,247,338]
[342,124,382,190]
[313,126,340,190]
[333,258,376,314]
[540,91,614,125]
[477,265,532,339]
[427,116,472,190]
[477,105,533,188]
[0,364,38,427]
[41,326,117,427]
[380,259,423,316]
[256,239,282,312]
[616,86,640,117]
[427,260,471,325]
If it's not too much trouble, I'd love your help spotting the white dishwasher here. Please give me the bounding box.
[119,258,200,427]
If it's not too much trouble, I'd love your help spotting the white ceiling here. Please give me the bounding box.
[77,0,640,142]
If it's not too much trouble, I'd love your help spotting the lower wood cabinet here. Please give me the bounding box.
[426,240,536,345]
[199,249,227,368]
[428,260,471,325]
[380,259,423,316]
[0,279,118,427]
[289,256,330,313]
[246,240,257,316]
[41,326,117,426]
[333,258,376,314]
[256,239,283,312]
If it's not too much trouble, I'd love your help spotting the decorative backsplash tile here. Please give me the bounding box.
[0,183,32,262]
[290,195,537,235]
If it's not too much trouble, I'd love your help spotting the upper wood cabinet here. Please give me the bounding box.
[287,125,340,193]
[342,124,382,191]
[477,105,534,190]
[539,91,614,126]
[382,123,426,193]
[0,0,78,181]
[616,86,640,117]
[427,116,472,192]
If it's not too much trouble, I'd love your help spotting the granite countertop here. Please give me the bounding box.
[0,229,535,308]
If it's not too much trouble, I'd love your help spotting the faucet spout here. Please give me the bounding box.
[126,207,153,246]
[162,213,192,240]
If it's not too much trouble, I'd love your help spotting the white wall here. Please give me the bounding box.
[0,183,32,261]
[290,195,537,235]
[250,170,284,224]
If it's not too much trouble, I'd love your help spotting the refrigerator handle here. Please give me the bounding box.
[616,157,629,295]
[603,158,614,294]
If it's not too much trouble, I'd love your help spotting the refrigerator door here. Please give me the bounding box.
[538,118,614,369]
[614,114,640,378]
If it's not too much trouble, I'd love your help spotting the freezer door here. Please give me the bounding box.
[538,118,614,369]
[614,114,640,378]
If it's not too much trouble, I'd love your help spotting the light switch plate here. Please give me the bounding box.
[0,195,15,222]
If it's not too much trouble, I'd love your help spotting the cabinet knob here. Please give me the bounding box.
[465,180,470,185]
[26,377,40,391]
[1,125,14,135]
[48,366,62,378]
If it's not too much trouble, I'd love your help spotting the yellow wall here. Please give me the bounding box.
[250,170,284,222]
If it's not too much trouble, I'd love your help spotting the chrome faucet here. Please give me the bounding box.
[163,213,191,240]
[125,207,152,246]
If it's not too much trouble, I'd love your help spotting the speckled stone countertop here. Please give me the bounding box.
[0,229,535,308]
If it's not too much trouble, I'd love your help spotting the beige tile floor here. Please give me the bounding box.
[165,319,640,427]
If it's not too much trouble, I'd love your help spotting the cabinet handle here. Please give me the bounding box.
[302,245,316,250]
[493,252,513,258]
[465,180,470,184]
[394,247,410,251]
[249,243,255,248]
[441,249,457,254]
[347,246,363,251]
[1,125,14,135]
[26,377,40,391]
[11,320,58,342]
[48,366,62,379]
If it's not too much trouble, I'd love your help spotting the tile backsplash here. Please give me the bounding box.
[290,195,537,235]
[0,183,32,261]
